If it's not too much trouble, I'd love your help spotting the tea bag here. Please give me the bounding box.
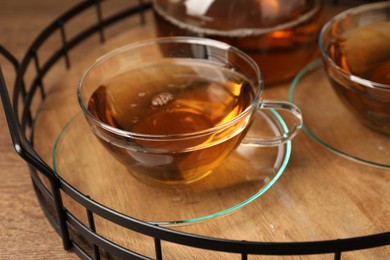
[342,21,390,83]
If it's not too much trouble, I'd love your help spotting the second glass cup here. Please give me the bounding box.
[319,1,390,135]
[78,37,302,185]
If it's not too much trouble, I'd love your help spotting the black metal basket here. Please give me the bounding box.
[1,0,389,259]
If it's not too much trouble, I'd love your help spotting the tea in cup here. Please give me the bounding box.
[320,2,390,135]
[78,37,303,185]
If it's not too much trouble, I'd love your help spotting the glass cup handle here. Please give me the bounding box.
[242,99,303,146]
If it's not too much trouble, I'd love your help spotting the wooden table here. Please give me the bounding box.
[0,1,81,259]
[1,1,389,259]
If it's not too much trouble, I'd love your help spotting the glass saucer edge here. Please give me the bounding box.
[289,58,390,170]
[52,110,292,226]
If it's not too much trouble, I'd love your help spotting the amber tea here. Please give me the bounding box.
[153,0,323,85]
[326,21,390,133]
[80,37,303,185]
[87,60,255,184]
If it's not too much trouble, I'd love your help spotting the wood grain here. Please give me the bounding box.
[1,2,80,259]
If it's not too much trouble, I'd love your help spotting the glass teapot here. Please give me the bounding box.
[153,0,323,85]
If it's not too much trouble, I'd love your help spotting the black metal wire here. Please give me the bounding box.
[86,197,101,260]
[154,235,162,260]
[66,211,150,259]
[0,0,389,259]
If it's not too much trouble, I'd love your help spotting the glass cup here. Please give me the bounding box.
[78,37,303,185]
[152,0,323,85]
[319,1,390,135]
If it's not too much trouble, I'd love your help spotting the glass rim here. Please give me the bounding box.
[319,1,390,90]
[77,36,263,140]
[152,0,322,37]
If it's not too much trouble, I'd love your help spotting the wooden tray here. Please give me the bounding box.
[31,11,390,260]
